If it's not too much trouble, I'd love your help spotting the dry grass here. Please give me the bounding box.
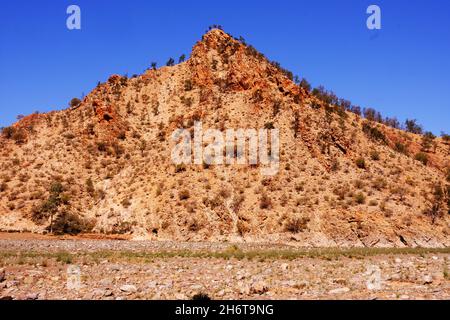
[1,246,449,265]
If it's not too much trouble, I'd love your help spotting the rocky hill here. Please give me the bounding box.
[0,29,449,247]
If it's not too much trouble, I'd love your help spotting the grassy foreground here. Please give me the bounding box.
[1,246,449,265]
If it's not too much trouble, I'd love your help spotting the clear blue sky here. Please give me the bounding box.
[1,0,449,134]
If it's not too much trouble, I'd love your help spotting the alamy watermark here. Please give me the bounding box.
[66,5,81,30]
[65,5,380,31]
[66,265,81,290]
[365,265,383,290]
[367,5,381,30]
[171,122,280,176]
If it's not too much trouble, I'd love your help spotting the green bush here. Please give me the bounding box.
[192,293,211,301]
[370,150,380,161]
[2,126,15,139]
[284,217,310,233]
[394,142,408,154]
[441,132,450,143]
[166,58,175,66]
[2,126,27,144]
[362,123,386,144]
[421,132,435,152]
[49,212,93,235]
[179,190,190,200]
[259,193,272,209]
[355,157,366,169]
[355,192,366,204]
[414,152,428,165]
[96,141,108,152]
[405,119,422,134]
[184,80,193,91]
[69,98,81,108]
[31,181,65,225]
[299,78,311,92]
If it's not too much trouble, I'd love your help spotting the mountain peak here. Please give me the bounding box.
[0,29,448,246]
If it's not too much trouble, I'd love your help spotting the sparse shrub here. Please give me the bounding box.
[32,181,66,231]
[372,177,387,190]
[405,119,422,134]
[13,131,27,145]
[184,80,193,91]
[86,123,95,135]
[232,195,245,212]
[121,198,132,208]
[365,109,380,121]
[111,142,124,158]
[355,192,366,204]
[370,150,380,161]
[272,100,281,117]
[299,78,311,92]
[155,185,162,197]
[354,180,364,189]
[414,152,428,165]
[86,178,95,196]
[192,292,211,301]
[60,193,70,205]
[333,186,347,200]
[252,89,263,102]
[312,85,338,105]
[179,189,190,200]
[63,133,75,140]
[69,98,81,108]
[50,181,64,195]
[96,189,106,200]
[291,111,301,139]
[421,131,436,152]
[441,132,450,143]
[97,141,108,152]
[284,216,310,233]
[140,139,148,154]
[49,212,93,235]
[166,57,175,66]
[175,164,186,173]
[55,252,73,264]
[5,128,27,144]
[117,131,126,140]
[259,193,272,209]
[330,158,340,171]
[423,184,446,224]
[111,221,134,234]
[391,186,407,201]
[2,126,15,139]
[355,157,366,169]
[264,122,275,130]
[188,218,200,231]
[394,142,408,155]
[219,186,231,199]
[236,220,250,236]
[362,122,386,144]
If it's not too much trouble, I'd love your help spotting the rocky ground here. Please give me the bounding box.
[0,235,449,300]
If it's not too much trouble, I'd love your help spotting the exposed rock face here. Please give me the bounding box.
[0,29,449,246]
